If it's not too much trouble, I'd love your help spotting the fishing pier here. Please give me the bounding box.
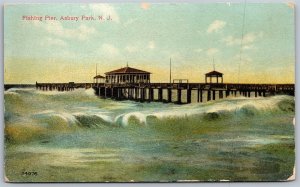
[35,82,294,104]
[34,66,294,104]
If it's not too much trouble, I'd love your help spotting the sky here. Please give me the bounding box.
[4,3,295,84]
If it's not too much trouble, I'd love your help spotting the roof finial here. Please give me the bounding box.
[126,62,128,67]
[213,57,215,71]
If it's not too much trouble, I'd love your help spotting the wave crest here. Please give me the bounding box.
[4,89,294,144]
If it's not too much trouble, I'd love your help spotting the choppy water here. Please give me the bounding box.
[4,88,295,182]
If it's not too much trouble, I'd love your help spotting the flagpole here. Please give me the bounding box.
[169,58,172,83]
[96,64,97,76]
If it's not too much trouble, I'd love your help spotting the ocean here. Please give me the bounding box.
[4,88,295,182]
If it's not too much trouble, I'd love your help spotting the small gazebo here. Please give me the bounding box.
[93,75,105,83]
[205,70,223,84]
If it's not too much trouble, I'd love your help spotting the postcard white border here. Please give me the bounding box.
[0,0,298,187]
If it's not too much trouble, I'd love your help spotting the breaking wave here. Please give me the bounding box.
[4,88,294,143]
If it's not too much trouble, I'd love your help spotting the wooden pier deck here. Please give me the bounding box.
[35,82,294,104]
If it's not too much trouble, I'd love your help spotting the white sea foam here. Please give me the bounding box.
[148,96,281,120]
[118,112,147,126]
[73,112,113,124]
[52,113,79,126]
[5,88,294,127]
[4,91,20,95]
[84,88,96,96]
[94,114,113,123]
[34,110,80,126]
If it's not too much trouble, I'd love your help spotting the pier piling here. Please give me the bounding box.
[212,90,216,100]
[207,90,211,101]
[177,89,182,104]
[187,89,192,103]
[158,88,163,102]
[219,90,223,99]
[167,88,172,103]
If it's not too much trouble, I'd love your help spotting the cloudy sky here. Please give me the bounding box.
[4,3,295,84]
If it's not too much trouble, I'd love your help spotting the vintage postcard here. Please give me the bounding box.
[4,3,295,182]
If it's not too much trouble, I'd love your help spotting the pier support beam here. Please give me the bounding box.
[134,88,138,100]
[212,90,216,100]
[138,88,141,99]
[200,89,203,102]
[241,91,245,97]
[131,88,135,99]
[149,88,154,101]
[111,87,116,99]
[219,90,223,99]
[125,88,129,99]
[177,89,182,104]
[226,90,230,97]
[140,88,145,102]
[100,87,105,96]
[187,89,192,103]
[167,88,172,103]
[143,88,147,100]
[158,88,163,102]
[96,87,101,96]
[115,88,120,99]
[207,90,211,101]
[127,88,131,99]
[117,88,121,99]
